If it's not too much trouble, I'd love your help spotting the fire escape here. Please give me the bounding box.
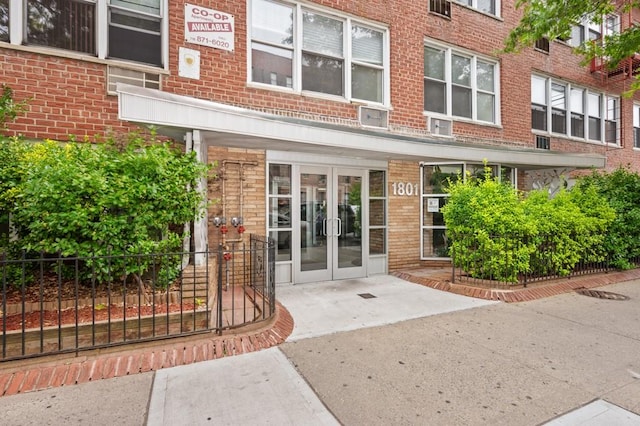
[588,6,640,149]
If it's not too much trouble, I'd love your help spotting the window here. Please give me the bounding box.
[568,14,618,47]
[27,0,96,54]
[588,92,601,141]
[0,0,8,42]
[420,162,514,259]
[531,75,547,131]
[551,83,567,134]
[424,44,498,123]
[634,104,640,148]
[108,0,162,66]
[570,88,584,138]
[249,0,388,105]
[534,38,549,53]
[605,96,619,145]
[268,164,293,262]
[5,0,165,67]
[531,75,618,144]
[458,0,499,17]
[368,170,387,256]
[429,0,451,18]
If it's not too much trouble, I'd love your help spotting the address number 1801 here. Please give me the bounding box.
[391,182,418,196]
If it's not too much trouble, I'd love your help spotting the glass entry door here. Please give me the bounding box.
[296,166,365,283]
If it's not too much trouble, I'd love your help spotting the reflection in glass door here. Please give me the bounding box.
[296,166,365,283]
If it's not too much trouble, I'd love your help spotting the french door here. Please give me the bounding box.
[295,166,365,283]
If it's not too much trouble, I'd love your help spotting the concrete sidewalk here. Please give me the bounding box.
[0,274,639,425]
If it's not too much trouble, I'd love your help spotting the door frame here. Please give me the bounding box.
[293,165,367,284]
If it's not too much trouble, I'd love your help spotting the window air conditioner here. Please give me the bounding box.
[427,116,453,137]
[358,106,389,129]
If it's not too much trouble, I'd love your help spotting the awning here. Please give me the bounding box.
[117,84,606,170]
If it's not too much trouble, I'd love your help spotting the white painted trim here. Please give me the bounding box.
[267,151,387,169]
[117,84,606,169]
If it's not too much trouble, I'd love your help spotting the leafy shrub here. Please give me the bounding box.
[576,167,640,269]
[442,167,614,283]
[2,132,209,288]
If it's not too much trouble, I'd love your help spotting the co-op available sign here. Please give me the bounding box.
[185,4,234,52]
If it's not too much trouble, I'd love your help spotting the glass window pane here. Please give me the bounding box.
[423,164,463,194]
[270,230,292,261]
[570,88,584,113]
[589,116,601,140]
[111,0,160,15]
[477,0,495,15]
[269,164,291,195]
[452,85,472,118]
[424,80,446,113]
[352,64,383,103]
[552,108,567,134]
[369,170,386,197]
[252,0,293,47]
[606,97,618,120]
[451,54,471,87]
[634,105,640,128]
[476,61,494,92]
[109,18,161,66]
[588,93,601,117]
[422,228,449,258]
[369,199,385,227]
[302,53,343,95]
[423,197,446,226]
[27,0,96,54]
[302,11,343,56]
[531,76,546,105]
[252,43,293,87]
[569,25,584,47]
[532,105,547,131]
[352,26,383,65]
[269,198,290,228]
[477,93,494,122]
[424,47,445,80]
[369,228,386,255]
[551,83,566,109]
[571,113,584,137]
[0,0,8,42]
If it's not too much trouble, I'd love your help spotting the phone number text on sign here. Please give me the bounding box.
[185,4,234,52]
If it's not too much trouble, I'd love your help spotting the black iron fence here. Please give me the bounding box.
[0,235,275,362]
[450,233,636,287]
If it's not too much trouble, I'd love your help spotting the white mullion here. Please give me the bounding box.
[471,56,477,121]
[294,4,302,93]
[345,18,351,100]
[445,49,452,117]
[97,0,108,60]
[9,0,22,45]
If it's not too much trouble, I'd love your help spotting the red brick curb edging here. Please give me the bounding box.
[0,302,294,397]
[392,268,640,303]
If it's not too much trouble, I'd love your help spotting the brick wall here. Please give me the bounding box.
[206,147,266,250]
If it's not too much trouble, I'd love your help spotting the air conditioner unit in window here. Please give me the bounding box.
[358,106,389,129]
[536,135,550,150]
[107,66,162,96]
[427,116,453,137]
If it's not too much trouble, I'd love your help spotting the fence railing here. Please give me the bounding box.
[0,235,275,362]
[450,233,627,287]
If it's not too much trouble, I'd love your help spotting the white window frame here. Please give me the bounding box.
[568,14,619,47]
[456,0,500,17]
[424,41,500,125]
[420,162,516,260]
[4,0,168,69]
[634,104,640,149]
[247,0,390,107]
[531,74,619,145]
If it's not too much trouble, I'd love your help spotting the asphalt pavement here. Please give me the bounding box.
[0,275,639,425]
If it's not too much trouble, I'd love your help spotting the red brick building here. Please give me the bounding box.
[1,0,639,284]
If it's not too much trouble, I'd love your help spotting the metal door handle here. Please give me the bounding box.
[336,218,342,237]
